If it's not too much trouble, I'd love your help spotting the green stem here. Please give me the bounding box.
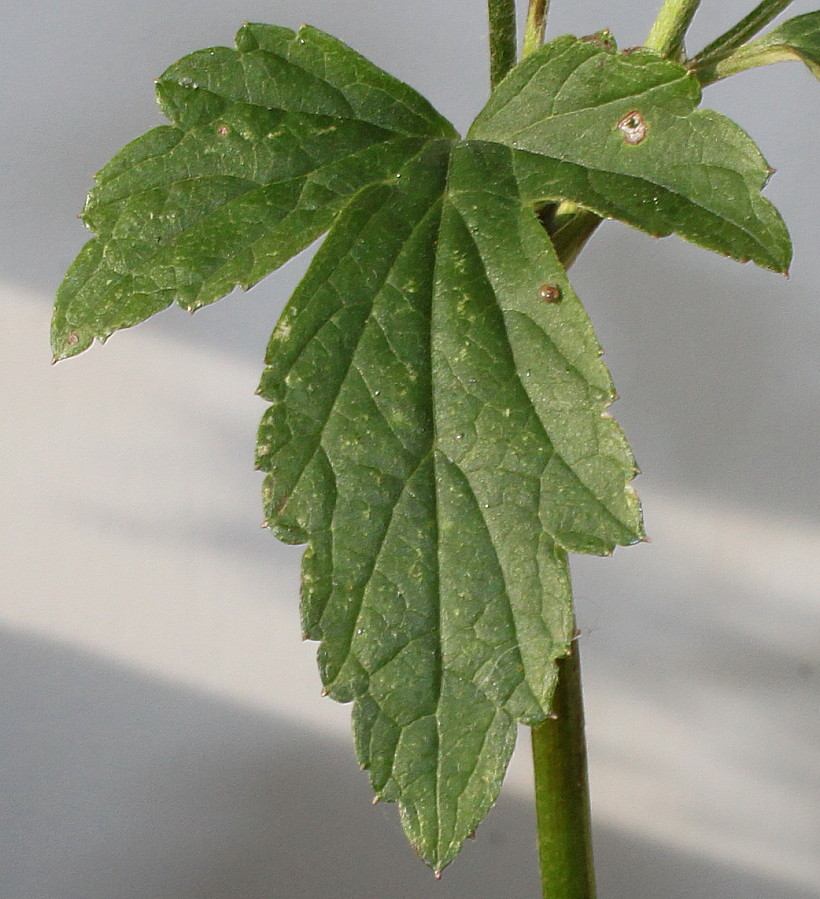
[693,33,809,85]
[689,0,795,66]
[532,639,596,899]
[530,12,707,893]
[551,205,602,271]
[487,0,517,89]
[645,0,703,58]
[523,0,550,58]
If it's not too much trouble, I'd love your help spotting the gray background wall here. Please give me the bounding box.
[2,1,818,896]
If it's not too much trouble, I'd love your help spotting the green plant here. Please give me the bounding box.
[51,1,818,894]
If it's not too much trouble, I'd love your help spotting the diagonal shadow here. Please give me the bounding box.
[2,628,815,899]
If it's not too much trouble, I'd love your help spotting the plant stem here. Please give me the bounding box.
[523,0,550,58]
[487,0,517,89]
[645,0,703,58]
[689,0,795,67]
[531,8,709,892]
[551,204,602,270]
[532,639,596,899]
[692,30,810,86]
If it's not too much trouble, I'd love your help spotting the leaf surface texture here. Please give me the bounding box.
[256,139,642,867]
[52,26,794,871]
[470,36,791,272]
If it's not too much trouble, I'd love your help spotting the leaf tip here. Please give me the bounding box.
[51,328,92,362]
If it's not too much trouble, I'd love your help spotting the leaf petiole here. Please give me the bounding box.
[689,0,796,68]
[488,0,517,88]
[645,0,703,58]
[692,12,820,85]
[523,0,551,58]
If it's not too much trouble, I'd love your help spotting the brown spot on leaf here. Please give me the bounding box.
[66,331,79,347]
[539,282,562,303]
[618,110,648,145]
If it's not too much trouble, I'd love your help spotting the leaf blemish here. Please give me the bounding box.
[617,110,647,145]
[539,283,562,303]
[216,124,230,136]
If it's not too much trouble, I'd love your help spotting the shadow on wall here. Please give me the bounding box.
[2,629,813,899]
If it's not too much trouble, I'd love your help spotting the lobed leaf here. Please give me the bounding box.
[470,35,792,273]
[51,24,455,360]
[54,22,796,873]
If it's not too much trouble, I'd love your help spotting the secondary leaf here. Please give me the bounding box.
[256,139,642,870]
[51,24,454,360]
[758,12,820,77]
[470,35,792,273]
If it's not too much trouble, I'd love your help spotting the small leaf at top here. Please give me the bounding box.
[750,12,820,79]
[51,23,455,360]
[470,35,792,273]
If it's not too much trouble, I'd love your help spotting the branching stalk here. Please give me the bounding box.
[523,0,551,58]
[645,0,703,58]
[532,640,596,899]
[689,0,795,67]
[488,0,517,88]
[693,36,805,85]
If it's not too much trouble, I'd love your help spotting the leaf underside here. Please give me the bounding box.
[52,25,792,871]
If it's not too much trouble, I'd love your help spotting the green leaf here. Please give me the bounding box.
[54,23,794,873]
[470,35,792,273]
[256,139,642,870]
[51,24,455,360]
[746,12,820,78]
